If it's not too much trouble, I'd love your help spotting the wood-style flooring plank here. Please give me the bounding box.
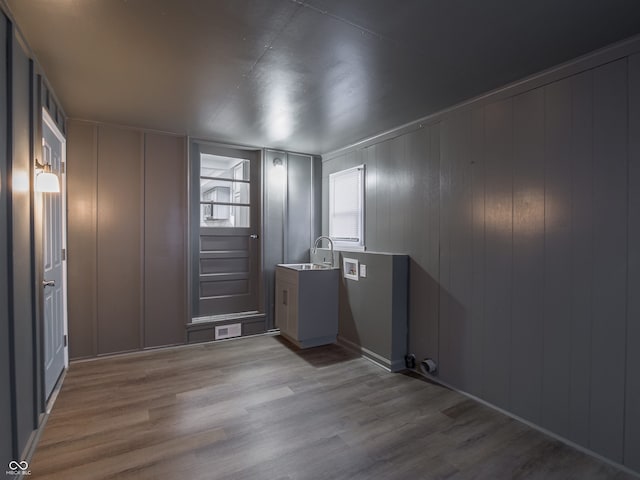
[29,335,633,480]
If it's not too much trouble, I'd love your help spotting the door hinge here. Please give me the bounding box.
[63,335,67,347]
[61,162,66,174]
[62,248,66,261]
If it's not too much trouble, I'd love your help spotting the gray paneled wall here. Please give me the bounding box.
[568,68,595,448]
[66,121,98,359]
[0,11,13,467]
[11,28,36,458]
[67,121,187,358]
[626,52,640,474]
[263,150,286,330]
[323,250,408,371]
[96,126,143,354]
[322,52,640,472]
[263,150,321,329]
[286,153,317,263]
[589,59,629,461]
[0,13,66,462]
[1,6,70,464]
[144,134,187,347]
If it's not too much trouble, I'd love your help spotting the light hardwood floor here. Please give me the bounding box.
[30,335,634,479]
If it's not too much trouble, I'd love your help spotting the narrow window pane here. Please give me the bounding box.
[201,204,250,228]
[201,180,250,204]
[201,154,249,181]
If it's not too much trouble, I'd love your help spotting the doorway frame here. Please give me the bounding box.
[41,107,68,373]
[187,138,265,325]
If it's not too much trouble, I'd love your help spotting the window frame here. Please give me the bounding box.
[328,164,365,251]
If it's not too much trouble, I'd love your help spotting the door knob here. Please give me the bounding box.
[250,234,259,239]
[43,280,55,288]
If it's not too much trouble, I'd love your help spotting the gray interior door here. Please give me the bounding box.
[42,118,65,399]
[191,144,261,318]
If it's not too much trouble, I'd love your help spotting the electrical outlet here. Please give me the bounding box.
[359,264,367,277]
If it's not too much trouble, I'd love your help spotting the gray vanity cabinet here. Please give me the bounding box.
[275,265,339,348]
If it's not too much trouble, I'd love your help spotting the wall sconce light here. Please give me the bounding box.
[35,159,60,193]
[273,157,284,169]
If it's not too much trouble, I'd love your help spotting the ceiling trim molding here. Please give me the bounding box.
[68,118,186,138]
[322,32,640,161]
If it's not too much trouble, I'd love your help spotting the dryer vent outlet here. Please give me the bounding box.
[420,358,437,375]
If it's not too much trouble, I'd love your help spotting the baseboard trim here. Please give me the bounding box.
[22,368,67,465]
[337,336,400,372]
[412,369,640,479]
[72,330,280,364]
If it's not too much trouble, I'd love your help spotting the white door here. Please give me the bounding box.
[42,110,66,399]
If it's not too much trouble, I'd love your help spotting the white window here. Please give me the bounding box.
[329,165,365,250]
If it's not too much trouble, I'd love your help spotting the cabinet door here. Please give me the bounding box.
[276,278,298,337]
[275,281,288,335]
[288,282,299,339]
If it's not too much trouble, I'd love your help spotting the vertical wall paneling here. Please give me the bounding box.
[481,98,513,409]
[405,129,425,266]
[68,122,192,355]
[568,70,594,447]
[542,78,573,436]
[286,153,313,263]
[263,149,319,327]
[398,135,412,255]
[144,134,186,348]
[263,149,287,328]
[625,53,640,472]
[428,124,440,364]
[96,126,143,354]
[11,27,36,456]
[438,117,453,382]
[452,113,473,388]
[469,109,485,397]
[0,11,13,466]
[312,156,322,249]
[31,64,44,417]
[188,141,200,319]
[66,122,98,359]
[363,146,377,252]
[439,111,473,388]
[405,128,422,327]
[375,141,393,250]
[510,88,545,423]
[322,46,640,475]
[589,59,628,462]
[389,136,406,253]
[407,127,437,363]
[451,111,473,385]
[320,157,328,238]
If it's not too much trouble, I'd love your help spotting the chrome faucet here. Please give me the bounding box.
[313,236,334,267]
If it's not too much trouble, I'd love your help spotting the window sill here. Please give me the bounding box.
[334,245,366,252]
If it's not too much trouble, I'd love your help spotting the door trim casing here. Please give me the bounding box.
[187,138,265,325]
[41,107,68,371]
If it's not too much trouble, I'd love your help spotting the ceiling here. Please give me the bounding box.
[6,0,640,155]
